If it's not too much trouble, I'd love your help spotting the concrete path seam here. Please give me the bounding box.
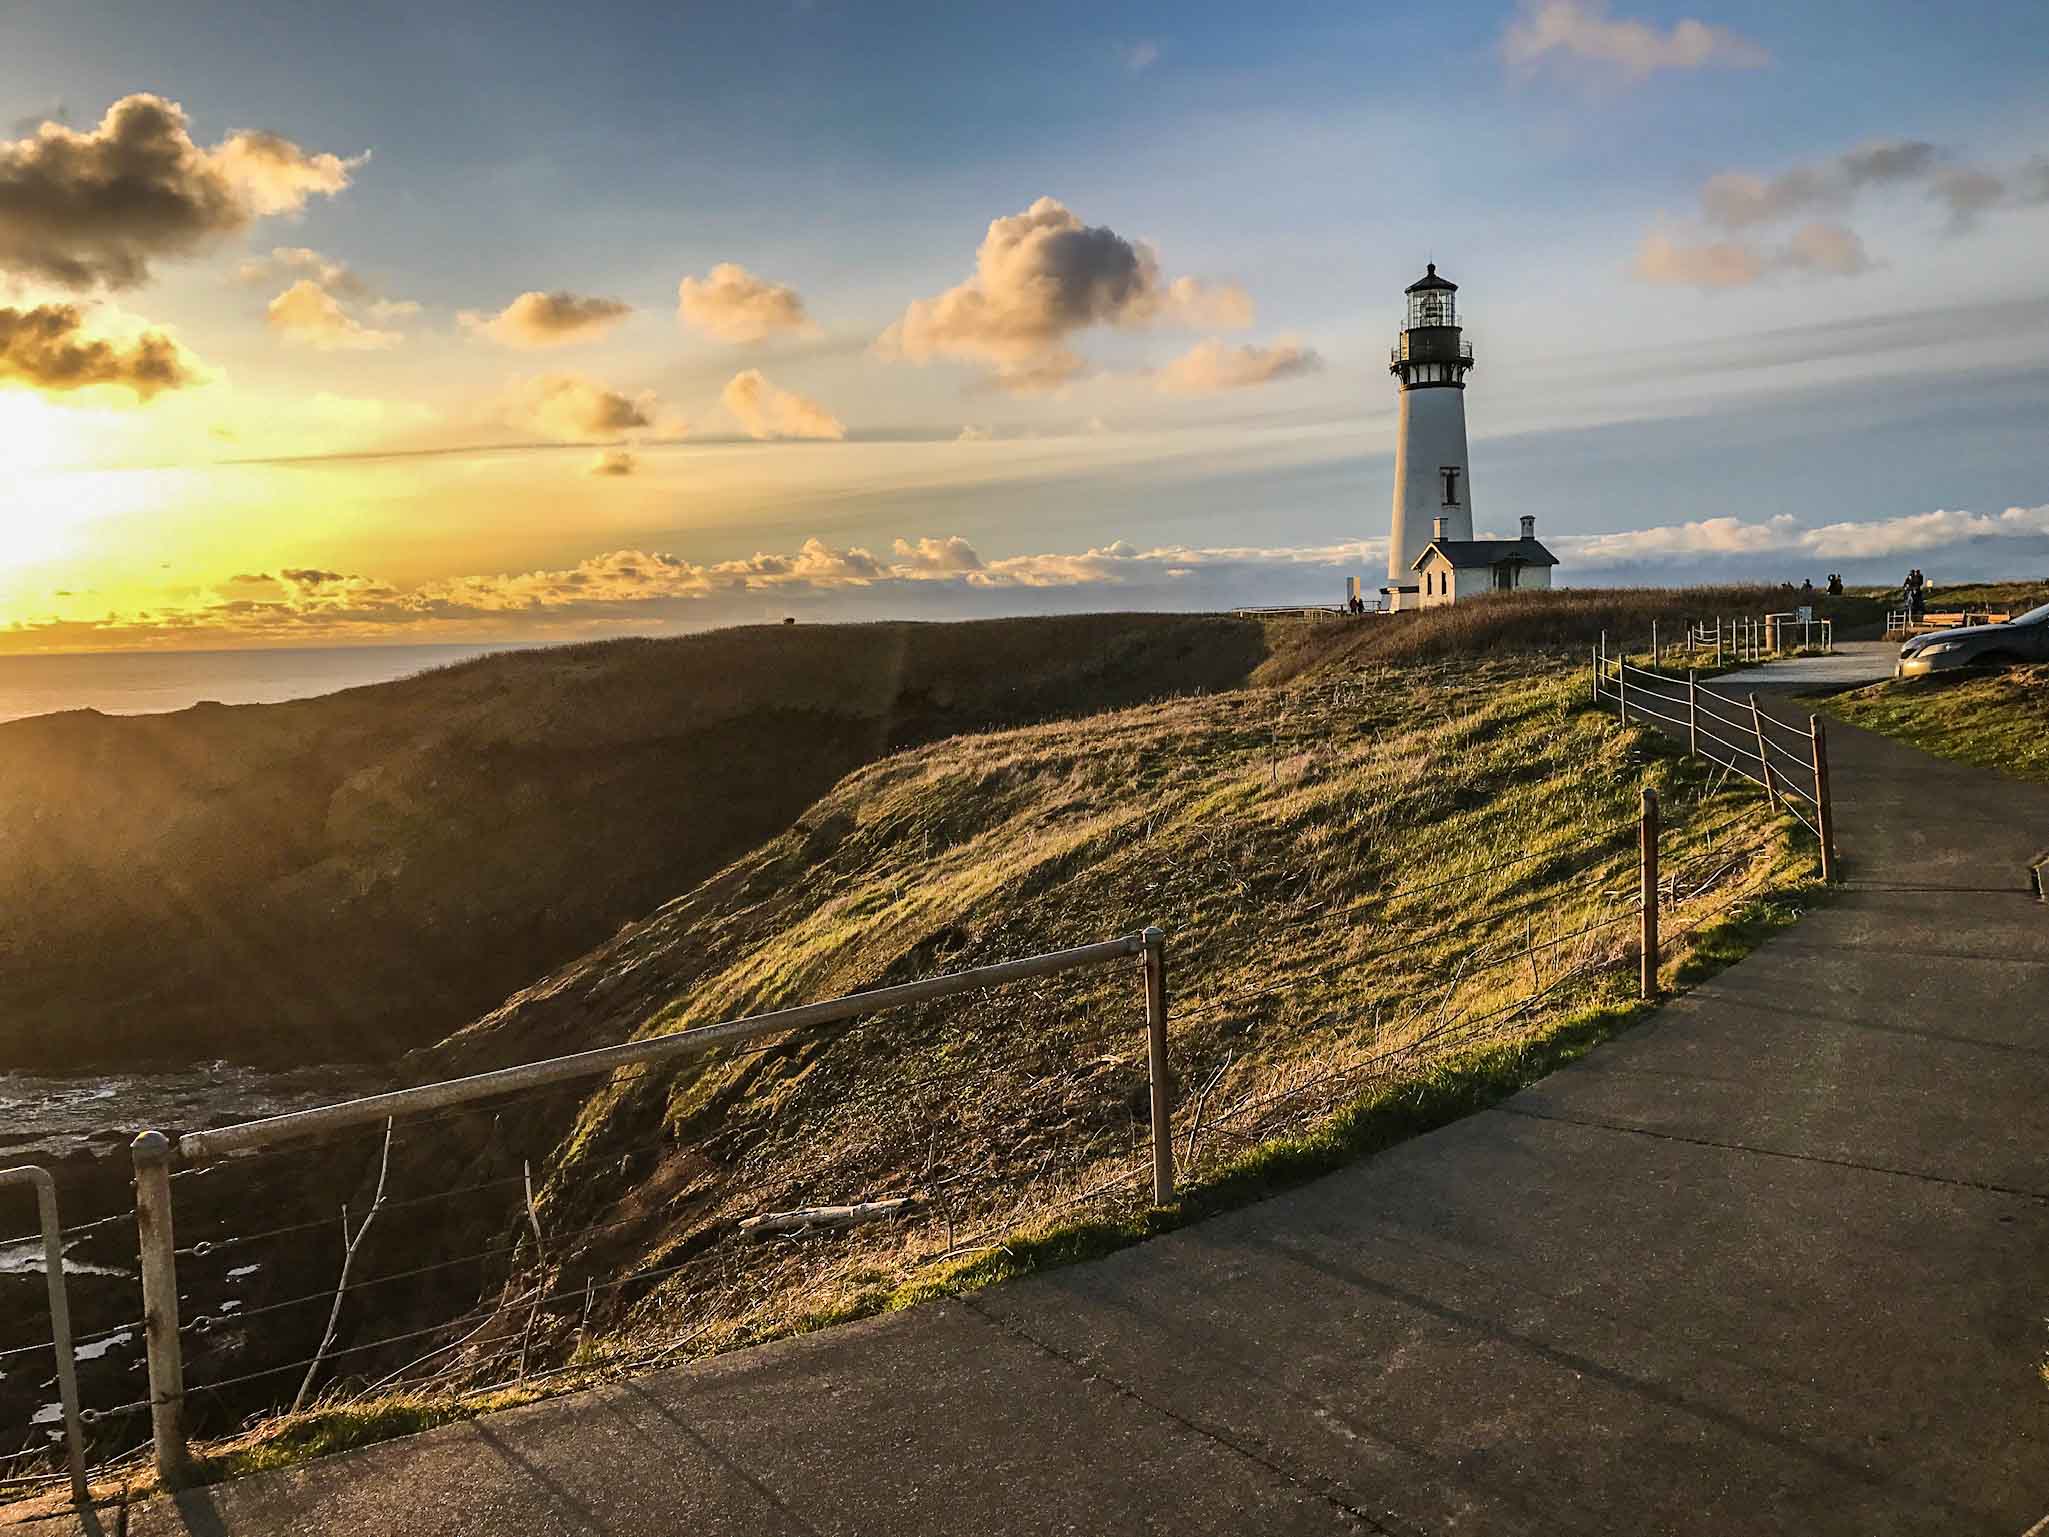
[956,1295,1410,1537]
[1766,938,2049,967]
[1496,1105,2049,1202]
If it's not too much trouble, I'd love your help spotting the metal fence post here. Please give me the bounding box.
[1651,619,1659,671]
[1639,787,1660,1000]
[0,1166,86,1504]
[133,1131,190,1489]
[1748,694,1780,813]
[1687,669,1698,755]
[1617,655,1628,723]
[1140,926,1175,1206]
[1716,619,1724,668]
[1811,715,1837,883]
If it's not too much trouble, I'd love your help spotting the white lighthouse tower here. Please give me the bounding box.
[1383,264,1475,611]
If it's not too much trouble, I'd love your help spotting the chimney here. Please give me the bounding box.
[1519,515,1536,539]
[1432,515,1448,540]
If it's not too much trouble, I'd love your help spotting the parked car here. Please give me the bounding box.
[1897,600,2049,676]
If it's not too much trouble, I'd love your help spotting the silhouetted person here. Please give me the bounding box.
[1827,573,1843,596]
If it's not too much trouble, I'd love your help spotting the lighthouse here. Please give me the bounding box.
[1383,264,1476,611]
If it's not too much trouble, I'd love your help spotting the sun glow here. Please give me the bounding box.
[0,461,199,577]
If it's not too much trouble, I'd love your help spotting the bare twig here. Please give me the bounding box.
[291,1117,394,1413]
[517,1160,548,1380]
[1183,1050,1234,1168]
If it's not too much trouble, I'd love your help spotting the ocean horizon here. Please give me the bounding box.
[0,642,522,726]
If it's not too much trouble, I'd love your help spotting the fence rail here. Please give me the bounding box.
[128,928,1170,1488]
[1887,608,2008,638]
[1592,633,1836,880]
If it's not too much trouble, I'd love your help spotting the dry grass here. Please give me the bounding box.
[384,650,1817,1399]
[1254,585,1888,681]
[8,633,1830,1503]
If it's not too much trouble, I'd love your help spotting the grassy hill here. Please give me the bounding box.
[0,615,1269,1070]
[0,586,1842,1075]
[2,587,1839,1492]
[306,630,1812,1443]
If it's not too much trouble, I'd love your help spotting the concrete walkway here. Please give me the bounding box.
[1715,637,1900,689]
[126,720,2049,1537]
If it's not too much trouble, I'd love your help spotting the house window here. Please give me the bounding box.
[1440,467,1461,506]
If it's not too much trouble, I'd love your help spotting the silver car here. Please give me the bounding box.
[1897,599,2049,676]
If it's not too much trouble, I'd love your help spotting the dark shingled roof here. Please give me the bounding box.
[1405,262,1457,293]
[1411,537,1559,572]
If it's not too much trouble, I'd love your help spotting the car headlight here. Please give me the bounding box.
[1917,641,1961,655]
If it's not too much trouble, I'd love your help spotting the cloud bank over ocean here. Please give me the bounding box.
[5,500,2040,653]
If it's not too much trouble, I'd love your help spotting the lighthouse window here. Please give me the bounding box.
[1440,467,1461,506]
[1408,291,1454,328]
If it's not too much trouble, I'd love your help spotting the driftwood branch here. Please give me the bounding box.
[739,1194,927,1240]
[292,1117,393,1413]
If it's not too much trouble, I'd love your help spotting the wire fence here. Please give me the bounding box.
[1591,638,1834,868]
[2,668,1831,1508]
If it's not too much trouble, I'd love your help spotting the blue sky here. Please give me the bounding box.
[1,0,2046,646]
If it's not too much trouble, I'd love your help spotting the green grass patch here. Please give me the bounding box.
[1830,664,2049,783]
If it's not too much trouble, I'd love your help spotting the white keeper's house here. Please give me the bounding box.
[1381,264,1558,611]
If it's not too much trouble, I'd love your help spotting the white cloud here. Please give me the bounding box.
[721,369,845,441]
[1120,41,1161,73]
[1503,0,1769,82]
[1560,504,2049,565]
[677,263,817,343]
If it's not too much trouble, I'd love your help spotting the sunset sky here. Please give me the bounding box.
[3,0,2047,651]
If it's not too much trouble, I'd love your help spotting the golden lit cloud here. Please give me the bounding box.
[237,246,369,298]
[0,303,198,399]
[503,373,665,441]
[0,94,363,290]
[266,279,403,350]
[462,291,632,348]
[677,263,817,343]
[721,369,845,440]
[587,448,638,476]
[876,197,1253,393]
[1154,337,1321,395]
[1634,222,1871,289]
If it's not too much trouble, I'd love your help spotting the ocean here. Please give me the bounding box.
[0,642,516,726]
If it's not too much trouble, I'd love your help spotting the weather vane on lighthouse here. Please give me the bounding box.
[1379,263,1553,610]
